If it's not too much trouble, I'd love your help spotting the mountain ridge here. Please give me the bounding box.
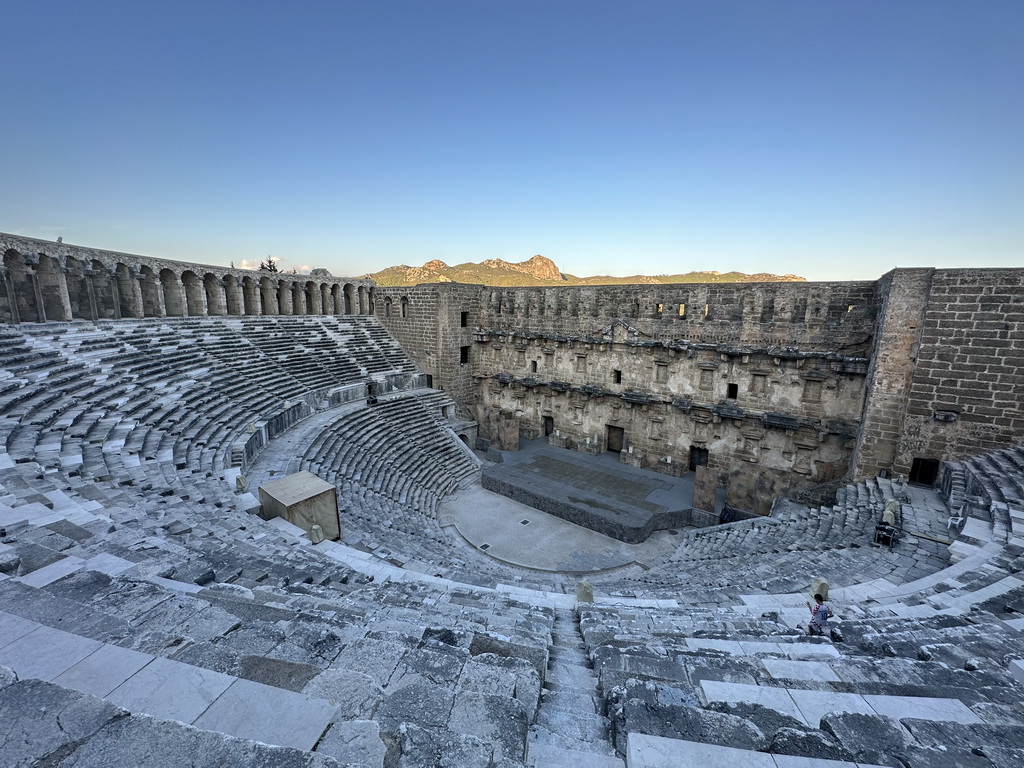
[365,254,806,287]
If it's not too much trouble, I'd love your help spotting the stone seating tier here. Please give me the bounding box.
[0,469,555,765]
[3,316,1024,765]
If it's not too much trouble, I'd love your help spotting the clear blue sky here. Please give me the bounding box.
[2,1,1021,280]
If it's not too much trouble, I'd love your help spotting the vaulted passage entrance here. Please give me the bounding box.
[909,457,940,486]
[606,425,624,453]
[689,446,709,471]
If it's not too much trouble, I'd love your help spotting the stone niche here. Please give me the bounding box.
[258,471,340,541]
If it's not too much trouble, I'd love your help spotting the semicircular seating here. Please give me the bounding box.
[2,316,1023,767]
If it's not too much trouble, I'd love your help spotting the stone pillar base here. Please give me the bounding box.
[547,432,572,449]
[653,456,684,477]
[619,448,644,468]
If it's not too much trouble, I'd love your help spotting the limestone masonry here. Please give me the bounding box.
[1,232,1023,766]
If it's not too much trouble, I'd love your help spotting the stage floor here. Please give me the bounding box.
[445,483,681,573]
[444,438,715,573]
[481,439,694,542]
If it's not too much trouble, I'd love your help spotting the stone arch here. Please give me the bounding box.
[38,253,72,321]
[277,280,294,315]
[88,260,118,320]
[261,276,279,315]
[291,281,306,315]
[3,249,36,322]
[400,295,409,319]
[358,285,369,314]
[88,260,119,320]
[139,266,163,317]
[331,284,343,315]
[0,259,16,323]
[203,273,226,316]
[344,283,355,315]
[384,296,393,318]
[224,274,243,315]
[181,270,205,316]
[368,286,375,314]
[64,256,90,320]
[115,262,142,318]
[320,283,331,315]
[160,269,185,316]
[304,281,320,314]
[242,276,260,315]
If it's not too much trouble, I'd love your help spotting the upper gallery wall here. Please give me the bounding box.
[0,233,374,323]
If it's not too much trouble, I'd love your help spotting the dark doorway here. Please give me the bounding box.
[606,425,624,453]
[424,374,433,388]
[689,445,709,471]
[909,457,940,486]
[543,416,554,436]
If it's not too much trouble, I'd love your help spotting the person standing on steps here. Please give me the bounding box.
[806,593,833,637]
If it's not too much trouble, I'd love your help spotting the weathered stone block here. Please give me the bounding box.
[258,471,339,541]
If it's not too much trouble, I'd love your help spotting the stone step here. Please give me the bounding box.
[540,688,600,715]
[528,724,620,758]
[698,679,982,729]
[0,610,338,750]
[546,659,599,689]
[536,706,612,742]
[626,733,889,768]
[527,741,625,768]
[0,672,344,768]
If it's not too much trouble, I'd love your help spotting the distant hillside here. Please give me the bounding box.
[365,255,806,287]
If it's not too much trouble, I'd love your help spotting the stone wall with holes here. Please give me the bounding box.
[477,281,879,353]
[475,380,854,515]
[857,268,1024,478]
[379,270,1024,512]
[375,282,482,415]
[471,331,864,513]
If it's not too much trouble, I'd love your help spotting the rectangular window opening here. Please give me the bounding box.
[678,303,686,317]
[460,345,470,365]
[460,311,468,327]
[727,382,738,400]
[613,369,622,384]
[803,379,822,402]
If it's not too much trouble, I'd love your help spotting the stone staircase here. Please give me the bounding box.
[527,608,623,767]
